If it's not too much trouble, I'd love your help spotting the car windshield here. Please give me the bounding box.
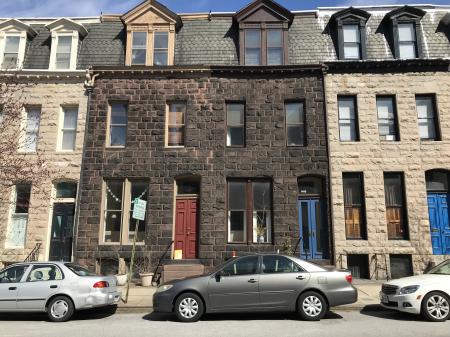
[426,260,450,275]
[65,263,97,276]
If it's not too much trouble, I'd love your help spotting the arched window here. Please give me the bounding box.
[298,176,323,197]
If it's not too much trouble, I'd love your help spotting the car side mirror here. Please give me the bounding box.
[215,271,223,282]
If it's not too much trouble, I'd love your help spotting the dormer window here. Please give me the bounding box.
[122,0,181,66]
[0,19,37,70]
[46,18,87,70]
[397,22,417,59]
[384,6,425,60]
[342,24,360,59]
[330,7,371,61]
[235,0,293,66]
[131,32,147,65]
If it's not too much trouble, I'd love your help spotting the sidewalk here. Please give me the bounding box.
[117,279,384,312]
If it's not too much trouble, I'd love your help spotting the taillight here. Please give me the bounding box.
[93,281,109,288]
[345,274,353,284]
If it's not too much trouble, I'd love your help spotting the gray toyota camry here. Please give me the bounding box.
[153,254,357,322]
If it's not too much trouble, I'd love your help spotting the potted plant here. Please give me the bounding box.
[136,255,153,287]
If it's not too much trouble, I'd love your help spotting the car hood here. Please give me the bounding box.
[385,274,448,287]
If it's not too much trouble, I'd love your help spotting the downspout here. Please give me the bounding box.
[321,63,336,266]
[72,68,98,265]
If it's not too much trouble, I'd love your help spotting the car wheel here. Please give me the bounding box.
[47,296,75,322]
[174,293,204,323]
[421,291,450,322]
[297,291,327,321]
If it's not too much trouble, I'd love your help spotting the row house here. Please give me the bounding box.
[0,16,122,266]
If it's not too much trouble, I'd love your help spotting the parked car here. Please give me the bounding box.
[0,262,121,322]
[380,259,450,322]
[153,254,357,322]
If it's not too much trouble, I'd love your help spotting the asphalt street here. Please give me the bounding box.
[0,308,449,337]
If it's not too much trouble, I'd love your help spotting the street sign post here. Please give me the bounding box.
[125,198,147,303]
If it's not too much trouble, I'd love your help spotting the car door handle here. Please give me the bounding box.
[50,285,58,289]
[296,275,306,280]
[8,287,17,291]
[248,278,258,283]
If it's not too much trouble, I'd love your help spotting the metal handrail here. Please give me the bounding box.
[151,240,174,286]
[24,242,41,262]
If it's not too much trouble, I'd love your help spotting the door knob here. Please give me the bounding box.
[8,287,17,291]
[296,275,305,280]
[248,278,258,283]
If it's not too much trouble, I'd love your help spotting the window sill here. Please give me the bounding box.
[99,242,145,246]
[105,146,126,149]
[55,150,77,154]
[287,145,306,148]
[165,146,185,149]
[420,139,441,142]
[339,141,360,144]
[226,146,246,149]
[226,242,273,245]
[345,238,368,241]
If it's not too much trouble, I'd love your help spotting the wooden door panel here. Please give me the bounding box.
[175,198,198,259]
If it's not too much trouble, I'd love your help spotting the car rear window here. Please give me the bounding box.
[65,263,97,276]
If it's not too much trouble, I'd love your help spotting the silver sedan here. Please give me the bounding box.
[153,254,357,322]
[0,261,121,322]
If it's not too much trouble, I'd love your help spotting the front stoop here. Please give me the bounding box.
[161,261,205,284]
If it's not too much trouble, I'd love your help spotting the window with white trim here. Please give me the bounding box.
[2,36,20,69]
[397,23,417,59]
[153,32,168,66]
[55,35,72,70]
[342,24,361,59]
[108,103,127,147]
[166,102,186,147]
[6,184,31,248]
[131,32,147,65]
[338,96,359,142]
[416,95,439,141]
[59,106,78,151]
[21,107,41,152]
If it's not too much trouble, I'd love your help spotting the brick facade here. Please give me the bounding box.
[325,69,450,278]
[75,68,330,269]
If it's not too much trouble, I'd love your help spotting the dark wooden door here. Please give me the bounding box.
[174,199,198,259]
[49,203,75,261]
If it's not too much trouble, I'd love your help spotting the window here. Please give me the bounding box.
[267,29,283,65]
[342,24,360,59]
[166,103,185,147]
[59,106,78,150]
[21,107,40,152]
[102,179,148,244]
[222,256,259,276]
[338,96,358,141]
[153,32,168,66]
[226,103,245,147]
[26,265,63,282]
[285,102,305,146]
[384,173,408,240]
[55,182,77,199]
[55,36,72,69]
[7,184,31,248]
[397,23,417,59]
[245,30,261,65]
[262,256,302,273]
[377,96,398,141]
[416,96,439,141]
[0,265,29,283]
[108,103,127,147]
[343,173,366,239]
[390,254,413,279]
[131,32,147,65]
[227,180,272,244]
[2,35,20,69]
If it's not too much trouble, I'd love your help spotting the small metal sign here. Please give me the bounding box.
[132,198,147,221]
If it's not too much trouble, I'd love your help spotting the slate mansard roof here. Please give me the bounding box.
[1,4,450,70]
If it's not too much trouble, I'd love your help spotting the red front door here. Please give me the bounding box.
[174,198,198,259]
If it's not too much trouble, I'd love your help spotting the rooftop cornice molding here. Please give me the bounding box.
[0,18,37,37]
[330,7,371,23]
[0,69,87,80]
[45,18,88,36]
[234,0,294,23]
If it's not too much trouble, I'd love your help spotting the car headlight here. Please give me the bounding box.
[399,285,420,295]
[156,284,173,293]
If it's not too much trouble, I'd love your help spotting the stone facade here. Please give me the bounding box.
[75,68,330,269]
[0,77,87,266]
[325,68,450,278]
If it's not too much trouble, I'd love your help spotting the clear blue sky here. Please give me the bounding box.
[0,0,449,17]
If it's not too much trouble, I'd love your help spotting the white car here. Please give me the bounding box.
[0,262,121,322]
[380,259,450,322]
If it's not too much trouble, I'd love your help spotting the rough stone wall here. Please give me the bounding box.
[0,80,87,264]
[325,71,450,278]
[76,73,329,269]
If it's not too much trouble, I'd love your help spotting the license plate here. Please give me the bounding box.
[381,294,389,304]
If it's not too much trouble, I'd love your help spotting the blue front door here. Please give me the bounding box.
[298,199,325,259]
[428,193,450,255]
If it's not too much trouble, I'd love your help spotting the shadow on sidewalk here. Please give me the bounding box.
[360,304,428,322]
[143,310,343,322]
[0,306,117,322]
